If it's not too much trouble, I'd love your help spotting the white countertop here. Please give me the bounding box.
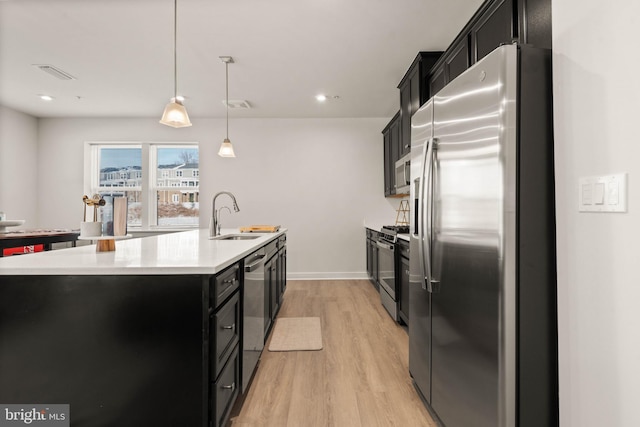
[0,228,286,276]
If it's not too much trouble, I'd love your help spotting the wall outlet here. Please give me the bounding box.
[579,173,627,213]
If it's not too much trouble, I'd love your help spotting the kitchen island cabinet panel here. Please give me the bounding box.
[0,229,287,426]
[0,274,206,427]
[211,291,240,379]
[212,345,239,427]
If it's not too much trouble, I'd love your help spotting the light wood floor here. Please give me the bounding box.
[229,279,437,427]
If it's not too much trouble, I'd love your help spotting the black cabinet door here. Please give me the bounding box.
[372,240,379,288]
[366,235,373,279]
[399,67,417,157]
[398,243,410,325]
[383,127,392,196]
[390,115,401,172]
[382,112,400,197]
[429,66,446,98]
[424,0,550,99]
[446,36,471,83]
[264,258,272,337]
[269,255,279,321]
[471,0,515,63]
[419,53,444,103]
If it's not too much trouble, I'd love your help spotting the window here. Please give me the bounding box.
[85,142,199,229]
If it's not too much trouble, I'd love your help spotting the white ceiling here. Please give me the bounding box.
[0,0,483,119]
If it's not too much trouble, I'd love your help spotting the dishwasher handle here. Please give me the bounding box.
[245,255,266,272]
[376,241,394,251]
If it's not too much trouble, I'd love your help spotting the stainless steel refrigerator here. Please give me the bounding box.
[409,44,558,427]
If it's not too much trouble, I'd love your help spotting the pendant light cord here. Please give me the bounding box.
[225,61,229,139]
[173,0,178,100]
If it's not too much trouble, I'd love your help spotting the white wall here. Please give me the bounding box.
[36,117,399,278]
[553,1,640,425]
[0,105,38,229]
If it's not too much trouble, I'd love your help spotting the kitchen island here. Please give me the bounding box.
[0,228,287,427]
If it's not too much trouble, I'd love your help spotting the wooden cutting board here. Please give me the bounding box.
[239,225,281,233]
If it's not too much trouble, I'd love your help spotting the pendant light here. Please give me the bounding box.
[218,56,236,157]
[160,0,192,128]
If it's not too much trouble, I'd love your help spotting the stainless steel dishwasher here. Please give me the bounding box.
[242,247,266,394]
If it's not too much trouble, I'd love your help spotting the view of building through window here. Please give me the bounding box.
[96,145,199,227]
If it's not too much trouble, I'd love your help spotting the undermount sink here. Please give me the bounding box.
[210,234,261,241]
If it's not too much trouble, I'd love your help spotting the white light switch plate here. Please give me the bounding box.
[579,173,627,212]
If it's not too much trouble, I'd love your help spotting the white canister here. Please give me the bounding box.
[80,221,103,238]
[0,212,6,221]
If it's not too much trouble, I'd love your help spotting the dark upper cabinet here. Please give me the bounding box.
[471,0,515,63]
[382,112,400,196]
[445,36,470,83]
[425,0,550,97]
[429,66,446,99]
[398,52,442,158]
[398,70,415,157]
[382,0,550,197]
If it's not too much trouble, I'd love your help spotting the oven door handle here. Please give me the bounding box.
[376,241,394,251]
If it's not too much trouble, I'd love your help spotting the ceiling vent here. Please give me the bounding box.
[33,64,76,80]
[223,100,251,109]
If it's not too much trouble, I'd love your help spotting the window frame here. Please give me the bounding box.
[84,141,199,230]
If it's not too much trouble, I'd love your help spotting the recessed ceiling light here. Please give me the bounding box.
[315,94,327,102]
[38,95,54,101]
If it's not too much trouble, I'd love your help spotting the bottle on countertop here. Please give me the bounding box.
[0,211,6,221]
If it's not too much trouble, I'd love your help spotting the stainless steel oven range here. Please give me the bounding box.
[377,225,408,321]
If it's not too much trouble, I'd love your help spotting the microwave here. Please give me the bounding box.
[395,153,411,195]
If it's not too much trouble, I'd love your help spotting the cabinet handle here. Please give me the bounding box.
[221,323,235,331]
[221,382,235,391]
[223,278,237,285]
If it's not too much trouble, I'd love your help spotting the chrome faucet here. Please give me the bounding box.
[210,191,240,237]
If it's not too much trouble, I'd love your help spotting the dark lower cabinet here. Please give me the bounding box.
[211,339,240,427]
[398,239,410,325]
[0,274,209,426]
[277,235,287,305]
[268,255,278,322]
[209,263,242,427]
[263,239,280,339]
[366,228,380,291]
[211,292,240,379]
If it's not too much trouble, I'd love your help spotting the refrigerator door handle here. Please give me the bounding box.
[419,137,436,293]
[417,140,427,290]
[425,137,437,293]
[428,138,441,294]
